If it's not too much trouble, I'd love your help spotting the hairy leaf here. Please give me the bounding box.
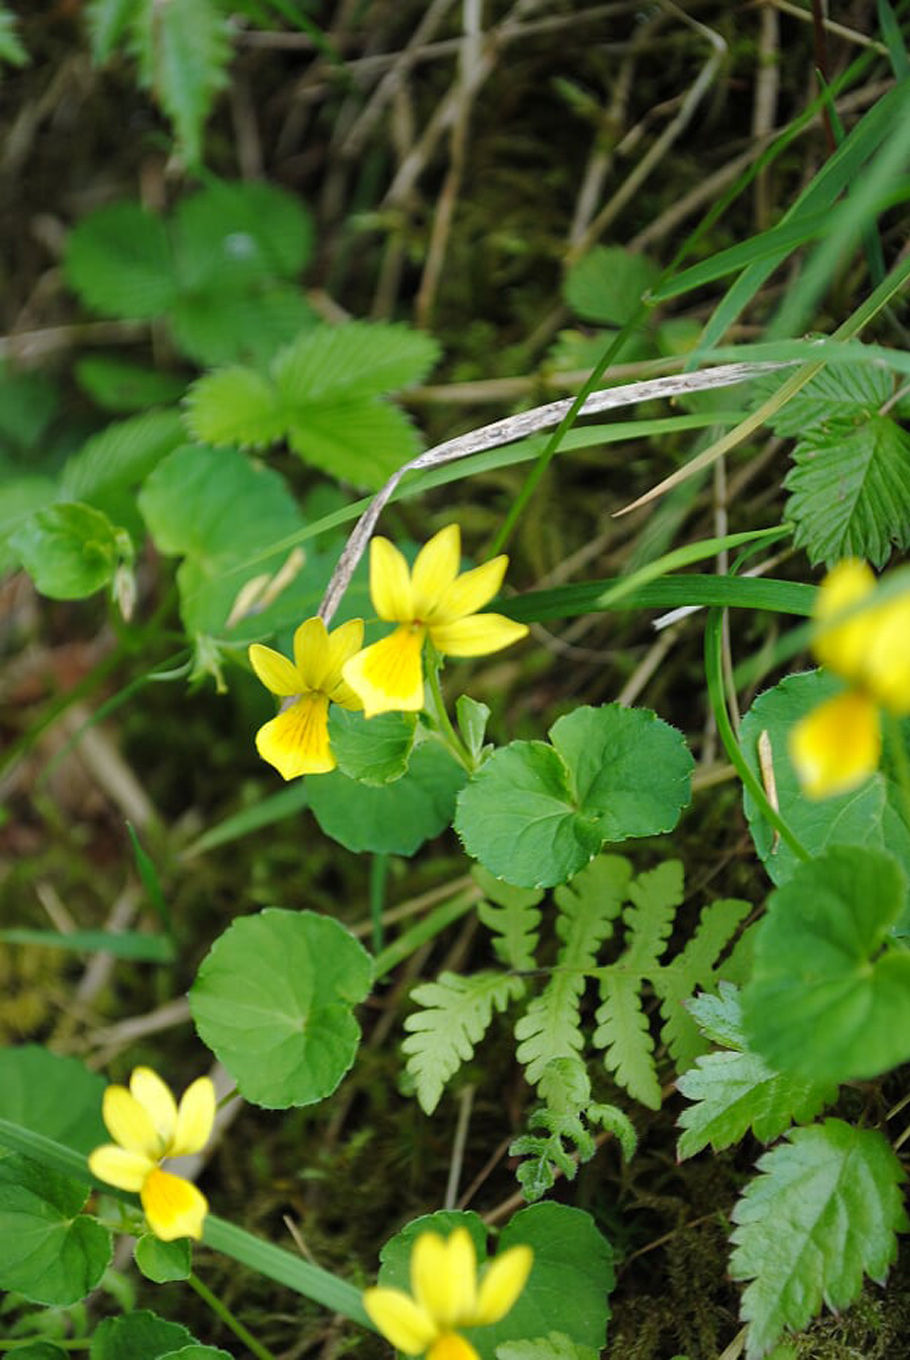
[761,359,892,437]
[730,1121,908,1359]
[403,971,526,1114]
[85,0,135,62]
[131,0,231,166]
[784,413,910,567]
[65,201,177,318]
[172,179,314,289]
[60,410,185,507]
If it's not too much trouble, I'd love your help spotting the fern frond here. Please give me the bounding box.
[620,859,682,972]
[131,0,231,165]
[403,971,525,1115]
[655,897,751,1071]
[516,856,629,1086]
[593,971,661,1109]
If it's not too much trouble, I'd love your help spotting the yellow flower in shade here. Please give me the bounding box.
[88,1067,215,1242]
[789,559,910,798]
[342,525,529,717]
[364,1227,533,1360]
[249,616,364,779]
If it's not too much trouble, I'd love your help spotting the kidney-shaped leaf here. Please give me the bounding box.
[90,1312,194,1360]
[0,1046,106,1153]
[190,909,373,1108]
[742,846,910,1083]
[455,705,692,888]
[0,1156,111,1305]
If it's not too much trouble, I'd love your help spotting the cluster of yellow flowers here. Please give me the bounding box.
[790,559,910,798]
[249,525,528,779]
[89,1070,530,1359]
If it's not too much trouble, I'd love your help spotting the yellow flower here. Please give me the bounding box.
[249,616,364,779]
[342,525,529,717]
[88,1067,215,1242]
[364,1227,532,1360]
[789,560,910,798]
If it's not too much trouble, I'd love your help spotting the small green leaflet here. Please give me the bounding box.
[742,846,910,1083]
[134,1234,192,1284]
[0,4,27,65]
[189,909,373,1108]
[676,985,836,1160]
[65,201,177,318]
[403,971,526,1114]
[455,705,693,888]
[10,502,129,600]
[376,1204,614,1360]
[327,707,417,785]
[185,322,440,489]
[497,1337,599,1360]
[730,1120,908,1359]
[0,1157,111,1306]
[740,671,910,898]
[563,246,660,326]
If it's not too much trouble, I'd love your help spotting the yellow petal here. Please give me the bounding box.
[363,1287,438,1354]
[141,1166,208,1242]
[292,616,333,690]
[412,525,461,617]
[88,1144,154,1192]
[472,1245,533,1324]
[255,693,334,778]
[432,556,508,624]
[864,593,910,713]
[130,1067,178,1147]
[428,1334,480,1360]
[813,559,877,683]
[102,1084,164,1159]
[325,617,366,688]
[248,643,302,696]
[429,614,528,658]
[371,537,415,622]
[789,689,881,799]
[413,1229,477,1327]
[342,627,426,717]
[170,1076,216,1157]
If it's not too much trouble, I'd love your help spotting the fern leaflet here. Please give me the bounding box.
[403,971,525,1115]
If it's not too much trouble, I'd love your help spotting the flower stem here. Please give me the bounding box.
[187,1271,279,1360]
[424,651,474,771]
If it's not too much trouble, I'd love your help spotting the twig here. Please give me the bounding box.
[317,360,795,624]
[444,1085,475,1210]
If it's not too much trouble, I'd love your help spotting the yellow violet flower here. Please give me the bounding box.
[249,616,364,779]
[342,525,529,717]
[88,1067,215,1242]
[789,559,910,798]
[364,1227,533,1360]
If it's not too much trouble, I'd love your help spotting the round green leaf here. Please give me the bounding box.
[740,670,910,898]
[5,1345,68,1360]
[563,246,659,326]
[308,740,466,855]
[173,180,314,289]
[10,502,125,599]
[90,1312,194,1360]
[134,1233,192,1283]
[375,1204,613,1360]
[0,1046,106,1153]
[742,846,910,1082]
[456,705,693,888]
[190,908,373,1108]
[0,1156,111,1305]
[64,202,178,319]
[328,707,417,785]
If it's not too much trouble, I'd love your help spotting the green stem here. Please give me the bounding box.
[187,1271,278,1360]
[0,1342,91,1352]
[704,608,810,862]
[424,653,474,771]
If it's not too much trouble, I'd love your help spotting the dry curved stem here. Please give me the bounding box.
[317,358,795,623]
